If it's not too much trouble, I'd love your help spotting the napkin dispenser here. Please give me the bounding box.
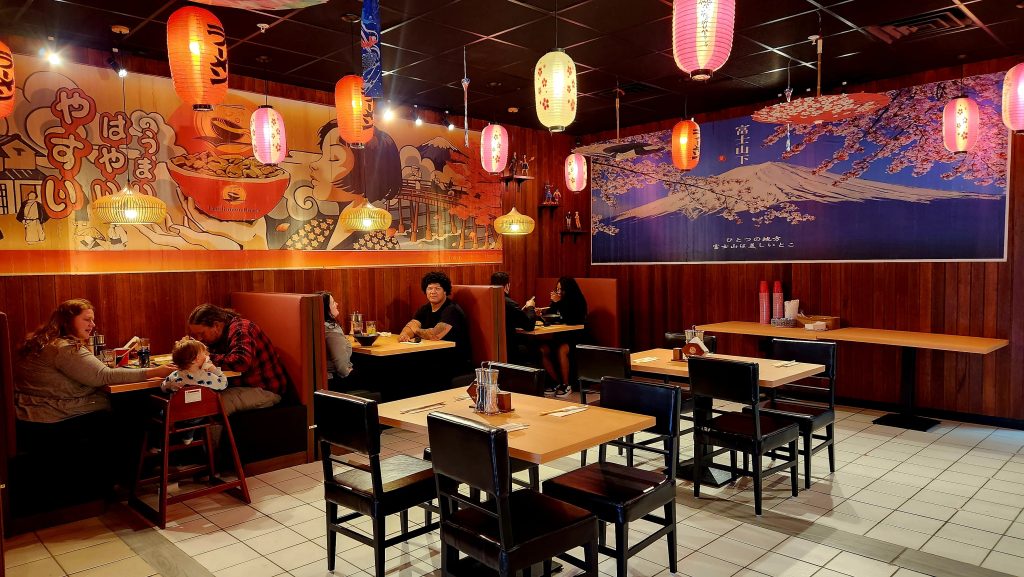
[682,337,709,358]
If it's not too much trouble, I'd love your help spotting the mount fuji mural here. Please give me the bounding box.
[589,71,1008,264]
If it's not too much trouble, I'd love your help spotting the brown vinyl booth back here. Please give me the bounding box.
[536,278,620,348]
[229,292,327,464]
[1,312,14,461]
[451,285,507,366]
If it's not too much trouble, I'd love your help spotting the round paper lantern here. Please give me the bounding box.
[1003,62,1024,133]
[92,188,168,224]
[564,153,587,192]
[534,49,577,131]
[0,39,15,120]
[942,96,979,153]
[494,207,535,236]
[672,0,736,81]
[335,75,374,148]
[480,124,509,174]
[250,105,287,165]
[671,119,701,171]
[167,6,229,111]
[340,204,392,232]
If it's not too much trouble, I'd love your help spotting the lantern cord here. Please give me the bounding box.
[814,12,823,98]
[554,0,559,48]
[462,46,470,147]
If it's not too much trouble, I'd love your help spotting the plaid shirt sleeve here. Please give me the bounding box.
[210,318,290,396]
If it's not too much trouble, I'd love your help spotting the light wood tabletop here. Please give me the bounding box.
[378,387,655,464]
[105,371,241,394]
[349,333,455,356]
[696,321,827,340]
[517,323,586,336]
[630,349,825,388]
[825,328,1008,354]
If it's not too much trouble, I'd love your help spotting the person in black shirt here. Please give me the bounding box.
[491,271,536,364]
[399,271,471,372]
[540,276,588,396]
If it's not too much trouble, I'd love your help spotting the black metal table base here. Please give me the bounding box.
[872,413,940,432]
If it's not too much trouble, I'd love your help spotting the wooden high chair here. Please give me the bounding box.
[130,386,250,528]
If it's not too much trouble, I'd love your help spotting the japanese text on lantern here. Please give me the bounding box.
[43,88,96,219]
[735,124,749,165]
[207,23,228,85]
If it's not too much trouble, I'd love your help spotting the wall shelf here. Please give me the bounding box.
[560,230,585,243]
[539,202,560,209]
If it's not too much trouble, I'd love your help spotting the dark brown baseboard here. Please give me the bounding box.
[6,499,106,537]
[242,451,307,477]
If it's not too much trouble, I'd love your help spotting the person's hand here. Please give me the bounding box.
[147,365,176,379]
[525,297,536,308]
[398,333,411,342]
[550,290,561,303]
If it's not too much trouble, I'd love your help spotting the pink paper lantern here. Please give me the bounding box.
[564,153,587,192]
[250,105,288,165]
[942,96,979,153]
[672,0,736,81]
[480,123,509,174]
[1003,62,1024,133]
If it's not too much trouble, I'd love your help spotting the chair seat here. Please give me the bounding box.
[327,454,434,515]
[749,401,834,433]
[542,462,672,525]
[702,412,799,450]
[443,490,596,569]
[423,446,534,475]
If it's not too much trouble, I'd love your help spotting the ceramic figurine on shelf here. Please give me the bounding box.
[574,211,581,230]
[508,152,517,178]
[565,214,572,230]
[520,156,532,177]
[552,188,562,205]
[543,183,554,204]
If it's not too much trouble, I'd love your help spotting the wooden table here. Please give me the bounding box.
[105,371,241,394]
[349,334,455,356]
[517,323,586,336]
[630,349,825,387]
[378,388,655,465]
[696,321,1009,431]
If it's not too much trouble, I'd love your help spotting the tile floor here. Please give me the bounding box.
[5,401,1024,577]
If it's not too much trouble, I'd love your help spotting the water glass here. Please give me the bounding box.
[351,320,363,335]
[100,349,115,367]
[365,320,377,335]
[138,337,151,368]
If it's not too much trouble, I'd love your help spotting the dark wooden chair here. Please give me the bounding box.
[576,345,631,466]
[747,338,837,488]
[313,391,438,577]
[427,411,599,577]
[543,378,681,577]
[131,386,250,529]
[688,356,800,515]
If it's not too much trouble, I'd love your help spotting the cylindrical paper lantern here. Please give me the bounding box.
[564,153,587,192]
[0,40,14,120]
[167,6,229,111]
[1002,62,1024,133]
[672,0,736,81]
[335,74,374,148]
[942,96,979,153]
[250,105,287,165]
[671,119,701,171]
[480,123,509,174]
[535,49,577,132]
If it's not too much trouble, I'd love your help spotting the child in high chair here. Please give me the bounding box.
[161,337,227,393]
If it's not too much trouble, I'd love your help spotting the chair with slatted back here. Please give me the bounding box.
[688,356,800,515]
[745,339,837,488]
[543,378,681,577]
[314,391,438,577]
[131,386,250,528]
[428,412,599,577]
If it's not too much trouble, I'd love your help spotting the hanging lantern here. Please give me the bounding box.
[672,0,736,81]
[0,39,14,120]
[534,49,577,131]
[1003,62,1024,133]
[564,153,587,192]
[340,204,391,232]
[494,207,535,236]
[480,124,509,174]
[335,75,374,148]
[249,105,287,165]
[92,188,168,224]
[167,6,229,111]
[942,96,979,153]
[671,119,701,171]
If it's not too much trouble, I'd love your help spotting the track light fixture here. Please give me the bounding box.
[444,110,455,131]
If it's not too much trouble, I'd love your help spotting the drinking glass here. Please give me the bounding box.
[351,320,363,335]
[138,337,151,367]
[100,349,115,367]
[365,321,377,335]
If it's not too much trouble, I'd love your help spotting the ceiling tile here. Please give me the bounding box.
[560,0,670,34]
[381,19,482,56]
[492,17,598,53]
[425,0,545,37]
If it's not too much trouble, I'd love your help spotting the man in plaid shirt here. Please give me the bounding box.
[188,304,291,397]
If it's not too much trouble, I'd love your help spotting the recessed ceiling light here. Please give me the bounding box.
[341,13,360,23]
[111,24,130,35]
[508,107,519,113]
[487,81,502,88]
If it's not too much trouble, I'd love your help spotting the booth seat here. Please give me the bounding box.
[228,292,327,473]
[451,284,507,367]
[536,277,620,347]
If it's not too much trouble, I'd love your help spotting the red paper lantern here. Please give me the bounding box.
[335,75,374,149]
[480,124,509,174]
[0,40,14,120]
[671,119,701,171]
[564,153,587,192]
[1003,62,1024,133]
[250,105,287,165]
[167,6,229,111]
[942,96,979,153]
[672,0,736,81]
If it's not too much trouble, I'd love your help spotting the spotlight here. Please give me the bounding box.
[107,56,127,78]
[445,110,455,131]
[40,47,61,65]
[382,100,395,122]
[414,104,423,126]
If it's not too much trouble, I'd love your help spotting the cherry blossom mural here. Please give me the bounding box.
[586,72,1008,264]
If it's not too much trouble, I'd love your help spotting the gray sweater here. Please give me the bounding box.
[325,323,353,378]
[15,339,150,423]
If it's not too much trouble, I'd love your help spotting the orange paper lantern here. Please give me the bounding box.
[167,6,229,111]
[942,96,979,153]
[0,39,14,120]
[335,75,374,149]
[671,119,701,171]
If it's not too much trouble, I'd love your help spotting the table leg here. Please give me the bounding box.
[678,395,735,488]
[871,347,940,431]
